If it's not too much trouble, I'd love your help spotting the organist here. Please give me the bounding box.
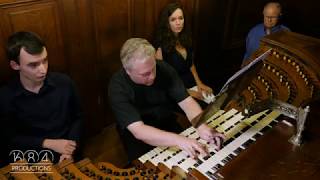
[108,38,225,163]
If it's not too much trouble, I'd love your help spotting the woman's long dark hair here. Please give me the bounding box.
[154,2,192,53]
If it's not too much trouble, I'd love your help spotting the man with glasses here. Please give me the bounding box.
[242,1,290,64]
[108,38,225,162]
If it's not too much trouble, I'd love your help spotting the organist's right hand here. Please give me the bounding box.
[177,136,208,159]
[197,124,225,150]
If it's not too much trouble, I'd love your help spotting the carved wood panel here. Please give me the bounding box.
[0,0,66,72]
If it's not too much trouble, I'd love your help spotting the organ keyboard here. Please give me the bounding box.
[138,108,280,179]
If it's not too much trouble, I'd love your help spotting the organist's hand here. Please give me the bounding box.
[59,154,73,163]
[177,136,208,159]
[42,139,77,155]
[197,124,225,150]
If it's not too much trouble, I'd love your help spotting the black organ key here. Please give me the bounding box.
[209,151,216,156]
[234,120,240,125]
[265,109,272,114]
[234,146,244,155]
[242,138,255,148]
[224,125,233,132]
[172,149,181,156]
[193,159,203,167]
[241,125,251,132]
[269,119,278,126]
[224,138,233,146]
[250,120,259,126]
[206,171,219,180]
[163,155,172,162]
[260,125,272,133]
[211,163,223,171]
[177,158,185,164]
[229,153,236,160]
[233,132,242,139]
[256,114,267,120]
[151,154,158,159]
[203,155,211,160]
[222,154,234,164]
[252,132,263,140]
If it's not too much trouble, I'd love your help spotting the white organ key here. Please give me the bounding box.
[138,149,153,163]
[207,109,238,128]
[216,112,244,133]
[174,151,197,172]
[224,110,267,140]
[242,110,268,125]
[146,148,162,165]
[205,110,225,123]
[139,127,197,165]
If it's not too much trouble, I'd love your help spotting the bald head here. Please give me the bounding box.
[263,2,282,30]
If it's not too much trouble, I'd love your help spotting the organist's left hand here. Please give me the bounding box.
[197,124,225,150]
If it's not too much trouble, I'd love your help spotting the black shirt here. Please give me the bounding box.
[160,46,196,88]
[108,61,189,161]
[0,72,83,163]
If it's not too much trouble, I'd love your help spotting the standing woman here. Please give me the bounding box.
[154,2,214,103]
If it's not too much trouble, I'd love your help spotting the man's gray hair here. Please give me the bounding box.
[120,38,155,70]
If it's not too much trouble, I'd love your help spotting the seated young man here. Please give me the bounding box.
[0,31,83,165]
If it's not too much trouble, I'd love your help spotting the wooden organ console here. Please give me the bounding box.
[135,31,320,179]
[236,30,320,110]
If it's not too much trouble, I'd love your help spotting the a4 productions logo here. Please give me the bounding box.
[9,150,54,173]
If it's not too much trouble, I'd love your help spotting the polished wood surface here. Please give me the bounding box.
[218,102,320,180]
[230,31,320,111]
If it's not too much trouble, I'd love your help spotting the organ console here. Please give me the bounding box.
[135,31,320,179]
[1,31,320,180]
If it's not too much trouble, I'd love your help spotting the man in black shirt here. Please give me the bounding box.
[0,31,83,165]
[108,38,225,162]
